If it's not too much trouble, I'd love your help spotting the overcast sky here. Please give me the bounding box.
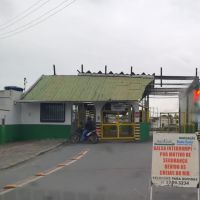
[0,0,199,112]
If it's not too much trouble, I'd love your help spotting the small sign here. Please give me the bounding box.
[151,133,199,188]
[111,103,129,112]
[134,112,140,118]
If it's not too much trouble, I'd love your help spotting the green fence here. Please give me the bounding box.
[140,122,150,141]
[180,123,197,133]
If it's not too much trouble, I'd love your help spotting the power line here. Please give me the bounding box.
[0,0,73,35]
[0,0,49,28]
[0,0,51,31]
[0,0,77,40]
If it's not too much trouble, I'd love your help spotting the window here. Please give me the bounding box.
[40,103,65,122]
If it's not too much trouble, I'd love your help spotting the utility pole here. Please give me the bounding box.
[24,77,27,91]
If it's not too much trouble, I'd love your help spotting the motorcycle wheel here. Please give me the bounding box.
[71,134,80,144]
[89,134,99,144]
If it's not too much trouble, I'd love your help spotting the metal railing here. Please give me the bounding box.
[101,123,135,139]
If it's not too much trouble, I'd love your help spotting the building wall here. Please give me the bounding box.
[0,90,22,125]
[21,103,72,125]
[19,102,72,141]
[0,94,73,144]
[0,90,22,143]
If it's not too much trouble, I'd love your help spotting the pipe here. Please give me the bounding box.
[53,65,56,75]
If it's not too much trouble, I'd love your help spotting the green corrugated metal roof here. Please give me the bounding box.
[21,75,153,102]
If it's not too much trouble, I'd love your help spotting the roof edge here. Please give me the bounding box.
[17,100,138,103]
[79,73,154,79]
[21,75,44,100]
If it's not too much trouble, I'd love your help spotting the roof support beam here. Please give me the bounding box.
[149,92,179,96]
[154,75,197,80]
[149,88,185,93]
[154,83,190,86]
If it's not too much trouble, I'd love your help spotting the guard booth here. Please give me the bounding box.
[17,70,154,142]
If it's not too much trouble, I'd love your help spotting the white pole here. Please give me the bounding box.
[150,185,153,200]
[197,187,200,200]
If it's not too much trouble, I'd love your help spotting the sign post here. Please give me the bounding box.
[151,133,199,199]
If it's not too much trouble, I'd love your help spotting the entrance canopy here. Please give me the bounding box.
[19,75,153,102]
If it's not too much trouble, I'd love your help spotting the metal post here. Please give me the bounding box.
[147,95,149,123]
[160,67,163,87]
[196,68,198,77]
[53,64,56,75]
[168,113,170,132]
[186,95,189,132]
[150,184,153,200]
[24,77,27,91]
[160,113,161,130]
[197,187,200,200]
[179,96,181,133]
[184,112,186,133]
[81,64,84,73]
[105,65,107,74]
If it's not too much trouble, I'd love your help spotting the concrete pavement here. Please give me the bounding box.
[0,139,66,170]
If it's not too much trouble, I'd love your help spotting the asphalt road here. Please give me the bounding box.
[0,141,197,200]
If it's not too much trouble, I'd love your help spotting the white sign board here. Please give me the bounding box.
[151,133,199,188]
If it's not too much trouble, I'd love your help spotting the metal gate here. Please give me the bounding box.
[101,122,135,140]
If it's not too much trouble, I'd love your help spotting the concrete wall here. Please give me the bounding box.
[0,92,73,144]
[94,102,105,123]
[18,102,72,141]
[21,103,72,125]
[0,90,22,125]
[132,102,139,123]
[0,90,22,143]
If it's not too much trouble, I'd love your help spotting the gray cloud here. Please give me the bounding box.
[0,0,15,19]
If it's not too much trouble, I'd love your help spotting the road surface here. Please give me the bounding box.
[0,141,197,200]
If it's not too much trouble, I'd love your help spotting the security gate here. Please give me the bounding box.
[101,123,135,139]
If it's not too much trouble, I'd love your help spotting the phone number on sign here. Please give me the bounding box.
[165,180,190,186]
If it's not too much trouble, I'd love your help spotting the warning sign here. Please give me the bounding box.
[151,133,199,188]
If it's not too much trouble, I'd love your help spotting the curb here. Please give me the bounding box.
[0,140,67,171]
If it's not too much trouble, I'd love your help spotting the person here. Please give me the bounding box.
[80,117,94,141]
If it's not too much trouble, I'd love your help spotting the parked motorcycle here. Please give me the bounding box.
[71,128,99,144]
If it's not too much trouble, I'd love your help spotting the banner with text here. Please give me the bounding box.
[152,133,199,188]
